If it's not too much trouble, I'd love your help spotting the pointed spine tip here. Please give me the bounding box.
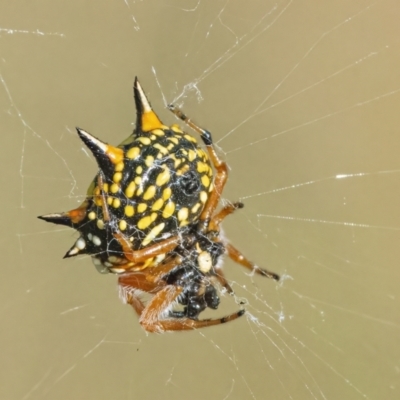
[76,127,108,154]
[133,78,163,132]
[37,213,73,227]
[134,78,152,114]
[63,251,74,259]
[63,237,87,258]
[75,127,123,171]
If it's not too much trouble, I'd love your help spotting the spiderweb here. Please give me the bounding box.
[2,1,400,399]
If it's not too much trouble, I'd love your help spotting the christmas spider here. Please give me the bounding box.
[38,78,279,332]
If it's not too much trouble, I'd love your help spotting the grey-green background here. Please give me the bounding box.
[1,1,399,399]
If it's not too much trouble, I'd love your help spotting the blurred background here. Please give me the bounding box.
[1,1,399,399]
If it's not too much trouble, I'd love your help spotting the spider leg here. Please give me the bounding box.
[118,256,181,317]
[119,271,163,296]
[139,285,245,332]
[213,268,234,294]
[119,256,243,331]
[122,287,146,315]
[209,202,244,231]
[118,256,183,294]
[225,243,280,281]
[119,272,163,317]
[114,232,180,264]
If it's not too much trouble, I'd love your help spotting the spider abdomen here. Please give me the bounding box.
[39,80,214,275]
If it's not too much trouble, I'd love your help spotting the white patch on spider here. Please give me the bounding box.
[160,231,173,240]
[197,250,212,273]
[76,237,86,250]
[154,253,166,264]
[67,247,79,256]
[108,255,120,263]
[110,267,126,273]
[92,235,101,246]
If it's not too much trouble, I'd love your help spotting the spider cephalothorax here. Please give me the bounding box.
[38,78,279,332]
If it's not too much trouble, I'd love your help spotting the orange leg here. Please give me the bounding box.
[114,232,180,264]
[139,285,245,332]
[225,243,280,281]
[199,158,227,224]
[167,107,279,282]
[123,288,146,316]
[118,256,182,293]
[119,270,166,297]
[213,268,234,294]
[209,202,243,231]
[119,256,244,332]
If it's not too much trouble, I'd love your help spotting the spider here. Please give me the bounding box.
[38,78,279,332]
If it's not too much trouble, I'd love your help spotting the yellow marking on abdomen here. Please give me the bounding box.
[162,202,175,219]
[137,203,147,213]
[145,155,154,167]
[125,182,136,198]
[112,198,121,208]
[152,198,164,211]
[191,203,201,214]
[201,175,210,188]
[113,172,122,183]
[126,147,140,159]
[138,137,151,145]
[141,222,165,246]
[162,187,172,201]
[156,167,170,187]
[110,183,119,193]
[200,191,208,203]
[124,205,134,217]
[138,213,157,230]
[143,185,156,200]
[152,129,165,136]
[177,207,189,222]
[115,161,124,172]
[170,125,183,134]
[153,143,168,155]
